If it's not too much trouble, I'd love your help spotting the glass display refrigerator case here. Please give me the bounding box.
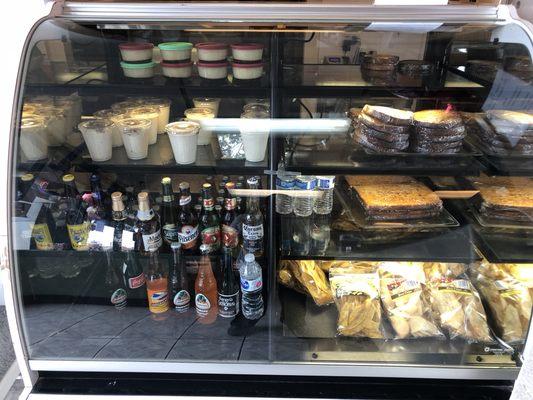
[5,1,533,398]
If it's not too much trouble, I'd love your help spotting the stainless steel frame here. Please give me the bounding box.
[6,1,533,390]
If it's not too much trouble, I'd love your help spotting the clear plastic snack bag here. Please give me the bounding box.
[424,263,492,343]
[379,262,443,339]
[278,260,334,306]
[330,262,384,338]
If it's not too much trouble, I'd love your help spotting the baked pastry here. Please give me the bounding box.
[354,126,409,150]
[362,105,413,126]
[358,112,411,135]
[345,175,416,187]
[412,109,465,153]
[413,110,462,129]
[362,54,399,65]
[486,110,533,130]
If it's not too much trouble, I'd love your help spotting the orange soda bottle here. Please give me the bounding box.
[195,244,218,324]
[146,249,169,314]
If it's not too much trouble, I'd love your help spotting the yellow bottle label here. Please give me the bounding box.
[67,222,90,251]
[32,223,54,251]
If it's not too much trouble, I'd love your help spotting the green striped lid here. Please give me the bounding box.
[158,42,193,51]
[120,61,155,69]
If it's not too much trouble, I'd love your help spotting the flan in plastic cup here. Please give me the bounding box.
[121,61,156,78]
[232,62,263,80]
[128,106,159,145]
[161,61,192,78]
[183,107,215,145]
[166,121,200,164]
[158,42,193,62]
[197,61,228,80]
[195,42,229,62]
[117,118,151,160]
[94,109,125,147]
[78,119,114,162]
[118,42,154,62]
[20,116,48,161]
[193,98,221,117]
[230,43,264,62]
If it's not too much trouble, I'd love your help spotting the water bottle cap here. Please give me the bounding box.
[170,242,181,250]
[244,253,255,263]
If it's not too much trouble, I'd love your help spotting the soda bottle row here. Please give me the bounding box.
[275,174,336,216]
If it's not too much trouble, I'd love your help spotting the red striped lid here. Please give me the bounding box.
[195,42,228,50]
[119,42,154,50]
[198,61,228,68]
[161,61,193,68]
[232,62,263,68]
[231,43,264,50]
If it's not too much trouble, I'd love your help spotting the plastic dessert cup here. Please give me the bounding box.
[111,99,141,113]
[144,97,171,134]
[195,42,229,61]
[44,111,69,146]
[193,98,221,117]
[183,107,215,145]
[118,42,154,62]
[240,110,269,162]
[231,43,264,61]
[20,116,48,161]
[117,118,151,160]
[128,106,159,145]
[243,103,270,115]
[161,61,192,78]
[197,61,228,80]
[232,62,263,80]
[121,61,156,78]
[78,119,113,162]
[166,121,200,164]
[94,109,125,147]
[158,42,193,61]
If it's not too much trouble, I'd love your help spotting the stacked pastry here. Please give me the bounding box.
[411,110,466,154]
[347,175,443,221]
[465,60,501,82]
[361,54,399,74]
[353,105,412,153]
[467,110,533,155]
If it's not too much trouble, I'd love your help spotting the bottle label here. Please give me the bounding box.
[128,273,146,290]
[67,222,90,251]
[163,195,173,203]
[201,226,221,252]
[203,198,215,209]
[32,223,54,250]
[178,225,199,249]
[218,291,239,318]
[241,276,263,293]
[224,198,236,210]
[295,178,317,190]
[179,196,192,206]
[148,288,169,314]
[222,224,239,248]
[142,231,162,252]
[173,290,190,313]
[162,224,180,244]
[276,176,295,189]
[195,293,211,316]
[243,223,264,240]
[316,176,335,189]
[111,288,127,310]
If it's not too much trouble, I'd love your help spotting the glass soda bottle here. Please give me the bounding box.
[239,253,264,320]
[242,177,264,257]
[146,249,169,314]
[104,248,128,310]
[218,246,239,318]
[169,242,190,313]
[221,182,240,254]
[160,177,179,252]
[199,183,221,254]
[123,249,146,301]
[177,182,199,255]
[195,244,218,324]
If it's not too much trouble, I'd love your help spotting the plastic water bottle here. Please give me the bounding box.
[239,253,264,320]
[293,176,317,217]
[275,175,294,215]
[313,176,335,215]
[311,214,331,255]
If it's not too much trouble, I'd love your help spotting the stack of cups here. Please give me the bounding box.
[158,42,193,78]
[166,121,200,164]
[119,42,155,78]
[231,43,264,80]
[195,42,229,80]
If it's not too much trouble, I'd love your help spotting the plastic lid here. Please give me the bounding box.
[196,42,228,50]
[232,61,263,68]
[93,109,116,119]
[161,61,193,68]
[118,118,151,130]
[119,42,154,50]
[197,61,228,68]
[120,61,155,69]
[170,242,182,250]
[129,106,159,117]
[62,174,75,183]
[241,110,269,119]
[161,177,171,185]
[244,253,255,263]
[165,121,200,136]
[179,182,190,190]
[158,42,193,51]
[231,43,264,50]
[79,119,114,130]
[184,107,215,119]
[21,173,34,182]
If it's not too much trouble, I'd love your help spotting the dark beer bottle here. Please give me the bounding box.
[122,249,146,300]
[104,249,128,310]
[64,174,90,251]
[90,174,109,222]
[177,182,199,254]
[135,192,162,255]
[218,246,239,318]
[199,183,221,254]
[221,182,240,254]
[169,242,190,313]
[111,192,135,252]
[30,177,56,251]
[160,177,179,251]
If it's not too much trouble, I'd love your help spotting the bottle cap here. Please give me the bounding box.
[90,174,100,183]
[225,181,235,190]
[247,176,259,186]
[244,253,255,263]
[111,192,125,211]
[202,183,212,189]
[21,173,34,182]
[62,174,75,183]
[199,244,210,254]
[170,242,181,250]
[179,181,190,191]
[161,176,171,185]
